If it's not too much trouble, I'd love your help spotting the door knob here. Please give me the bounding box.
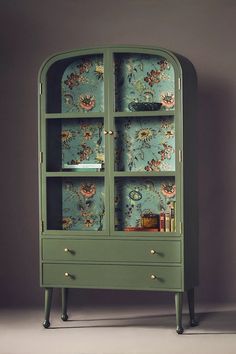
[104,130,108,135]
[109,130,113,135]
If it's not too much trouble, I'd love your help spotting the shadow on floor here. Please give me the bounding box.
[49,310,236,334]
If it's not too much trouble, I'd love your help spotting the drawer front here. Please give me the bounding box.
[42,264,182,290]
[42,239,181,263]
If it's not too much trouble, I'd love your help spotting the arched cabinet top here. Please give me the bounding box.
[39,46,193,115]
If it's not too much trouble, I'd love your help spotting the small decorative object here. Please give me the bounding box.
[141,213,159,228]
[128,102,162,112]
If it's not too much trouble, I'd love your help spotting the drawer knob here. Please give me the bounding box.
[109,130,113,135]
[104,130,108,135]
[64,248,69,252]
[150,249,156,255]
[150,274,157,280]
[64,272,70,277]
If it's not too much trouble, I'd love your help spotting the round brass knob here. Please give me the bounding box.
[104,130,108,135]
[64,272,69,277]
[64,248,69,252]
[150,274,156,280]
[150,249,155,254]
[108,130,113,135]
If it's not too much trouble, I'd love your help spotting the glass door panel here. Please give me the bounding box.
[114,177,176,232]
[46,118,105,172]
[62,54,104,113]
[114,53,175,112]
[46,54,104,113]
[114,116,175,172]
[47,177,106,231]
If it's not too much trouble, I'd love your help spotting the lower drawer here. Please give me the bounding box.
[42,264,182,291]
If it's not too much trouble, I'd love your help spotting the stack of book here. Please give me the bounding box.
[160,201,176,232]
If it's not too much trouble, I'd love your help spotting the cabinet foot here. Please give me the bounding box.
[43,288,53,328]
[61,314,68,321]
[43,320,50,329]
[187,288,198,327]
[175,292,183,334]
[176,326,184,334]
[61,288,69,322]
[190,318,199,327]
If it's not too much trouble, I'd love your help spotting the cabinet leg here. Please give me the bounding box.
[175,292,184,334]
[43,288,53,328]
[187,288,198,327]
[61,288,69,321]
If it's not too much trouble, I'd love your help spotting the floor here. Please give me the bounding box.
[1,305,236,354]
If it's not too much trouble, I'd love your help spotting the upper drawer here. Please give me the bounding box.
[42,239,181,263]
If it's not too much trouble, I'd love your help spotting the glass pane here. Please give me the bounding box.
[47,118,105,172]
[114,177,176,232]
[114,116,175,172]
[61,54,104,113]
[114,53,175,112]
[47,177,105,231]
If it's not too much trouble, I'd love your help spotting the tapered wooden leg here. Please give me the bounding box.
[61,288,69,321]
[43,288,53,328]
[187,288,198,327]
[175,292,184,334]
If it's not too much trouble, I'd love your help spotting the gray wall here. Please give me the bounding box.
[1,0,236,309]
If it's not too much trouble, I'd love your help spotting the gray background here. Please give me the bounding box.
[1,0,236,310]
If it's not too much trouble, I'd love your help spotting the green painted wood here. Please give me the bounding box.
[42,239,181,263]
[175,292,184,334]
[61,288,69,321]
[43,288,53,328]
[114,111,175,117]
[43,264,182,290]
[39,46,198,331]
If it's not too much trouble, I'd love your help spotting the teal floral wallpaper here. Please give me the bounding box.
[61,118,105,168]
[115,53,175,112]
[62,178,105,231]
[115,177,176,230]
[61,55,104,113]
[115,116,175,171]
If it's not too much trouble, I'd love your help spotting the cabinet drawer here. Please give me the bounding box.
[42,239,181,263]
[43,264,182,290]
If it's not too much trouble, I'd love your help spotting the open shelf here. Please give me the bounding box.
[114,115,175,172]
[46,177,106,231]
[114,176,176,233]
[114,53,175,113]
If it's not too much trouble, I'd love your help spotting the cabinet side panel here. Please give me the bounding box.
[180,56,198,290]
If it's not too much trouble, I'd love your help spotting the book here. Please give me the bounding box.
[165,212,171,232]
[160,212,165,232]
[63,163,102,169]
[170,201,176,232]
[63,163,102,171]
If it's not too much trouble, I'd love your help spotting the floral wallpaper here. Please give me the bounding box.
[115,116,175,171]
[62,178,105,231]
[61,118,105,168]
[115,177,176,230]
[115,53,175,112]
[61,55,104,112]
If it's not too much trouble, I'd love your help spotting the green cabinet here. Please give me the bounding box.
[39,46,198,333]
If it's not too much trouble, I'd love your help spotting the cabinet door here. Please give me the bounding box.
[108,49,181,235]
[40,50,110,234]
